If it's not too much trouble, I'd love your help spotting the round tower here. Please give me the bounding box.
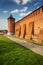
[7,15,15,35]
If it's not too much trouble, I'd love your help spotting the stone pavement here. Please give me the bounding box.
[6,36,43,56]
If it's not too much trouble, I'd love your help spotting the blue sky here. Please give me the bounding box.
[0,0,43,30]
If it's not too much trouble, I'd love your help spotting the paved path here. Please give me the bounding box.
[6,36,43,56]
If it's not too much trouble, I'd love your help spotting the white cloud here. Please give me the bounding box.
[22,0,32,5]
[20,11,32,16]
[0,19,8,30]
[3,11,8,14]
[36,6,39,9]
[26,11,32,15]
[20,13,26,16]
[20,7,28,12]
[11,9,19,14]
[13,0,32,5]
[19,17,22,20]
[11,6,28,14]
[13,0,21,4]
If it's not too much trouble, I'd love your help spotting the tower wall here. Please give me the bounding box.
[7,15,15,35]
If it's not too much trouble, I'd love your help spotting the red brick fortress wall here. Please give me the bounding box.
[15,6,43,41]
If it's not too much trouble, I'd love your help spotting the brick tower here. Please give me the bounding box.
[7,15,15,35]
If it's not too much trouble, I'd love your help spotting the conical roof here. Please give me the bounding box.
[8,15,15,20]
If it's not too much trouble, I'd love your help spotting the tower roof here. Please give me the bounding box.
[8,15,15,20]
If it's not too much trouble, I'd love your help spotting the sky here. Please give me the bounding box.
[0,0,43,30]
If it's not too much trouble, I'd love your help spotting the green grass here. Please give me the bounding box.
[0,35,43,65]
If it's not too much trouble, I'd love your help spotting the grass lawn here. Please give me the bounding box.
[0,35,43,65]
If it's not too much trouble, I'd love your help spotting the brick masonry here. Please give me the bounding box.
[38,28,43,42]
[8,6,43,42]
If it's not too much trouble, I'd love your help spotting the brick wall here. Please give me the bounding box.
[15,6,43,40]
[8,18,15,34]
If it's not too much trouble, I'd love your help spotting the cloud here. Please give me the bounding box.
[0,19,8,30]
[13,0,40,5]
[22,0,32,5]
[13,0,32,5]
[20,7,28,12]
[20,11,32,16]
[13,0,21,4]
[36,6,40,9]
[26,11,32,15]
[20,13,26,16]
[11,9,19,14]
[11,6,28,14]
[19,17,22,20]
[3,11,8,14]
